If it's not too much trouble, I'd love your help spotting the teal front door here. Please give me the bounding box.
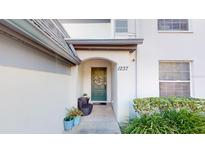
[91,67,107,101]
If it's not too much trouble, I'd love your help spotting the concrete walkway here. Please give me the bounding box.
[67,104,121,134]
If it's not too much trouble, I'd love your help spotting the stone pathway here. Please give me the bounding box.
[66,104,121,134]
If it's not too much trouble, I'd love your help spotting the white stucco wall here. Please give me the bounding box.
[63,19,205,100]
[76,65,84,98]
[62,19,205,123]
[77,50,136,122]
[111,63,118,116]
[62,23,112,39]
[0,34,77,133]
[3,19,205,131]
[137,19,205,98]
[62,19,137,39]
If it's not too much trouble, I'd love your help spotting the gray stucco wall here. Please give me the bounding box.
[0,34,76,133]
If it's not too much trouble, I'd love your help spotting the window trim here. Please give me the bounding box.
[158,60,193,97]
[157,19,193,33]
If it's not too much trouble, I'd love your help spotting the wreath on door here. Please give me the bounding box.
[93,75,104,86]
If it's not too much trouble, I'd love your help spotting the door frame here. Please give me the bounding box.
[91,67,107,102]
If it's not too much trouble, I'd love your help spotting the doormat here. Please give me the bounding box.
[94,103,107,105]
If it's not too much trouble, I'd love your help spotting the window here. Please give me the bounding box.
[115,19,128,33]
[159,62,191,97]
[158,19,189,31]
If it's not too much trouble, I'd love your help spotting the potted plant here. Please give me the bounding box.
[63,115,74,131]
[68,107,83,126]
[83,93,90,99]
[83,93,88,97]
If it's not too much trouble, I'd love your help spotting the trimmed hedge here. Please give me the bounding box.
[121,97,205,134]
[133,97,205,115]
[121,109,205,134]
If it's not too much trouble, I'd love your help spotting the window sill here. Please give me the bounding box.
[114,32,136,36]
[158,30,193,34]
[115,32,128,35]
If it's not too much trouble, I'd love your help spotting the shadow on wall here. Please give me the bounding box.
[0,34,71,75]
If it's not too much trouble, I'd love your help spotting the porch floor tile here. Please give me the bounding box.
[65,104,121,134]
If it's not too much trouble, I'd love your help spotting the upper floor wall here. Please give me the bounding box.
[60,19,137,39]
[61,19,112,39]
[61,19,205,42]
[137,19,205,54]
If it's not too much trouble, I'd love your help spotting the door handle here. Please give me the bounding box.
[104,82,107,88]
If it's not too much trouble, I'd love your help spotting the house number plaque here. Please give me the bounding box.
[118,66,128,71]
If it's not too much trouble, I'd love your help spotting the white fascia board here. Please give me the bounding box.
[65,38,144,45]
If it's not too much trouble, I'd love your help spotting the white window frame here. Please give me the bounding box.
[158,60,193,97]
[157,19,193,33]
[115,19,128,34]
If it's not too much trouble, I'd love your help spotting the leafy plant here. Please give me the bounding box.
[82,93,90,99]
[83,93,88,97]
[121,110,205,134]
[67,107,83,117]
[133,97,205,115]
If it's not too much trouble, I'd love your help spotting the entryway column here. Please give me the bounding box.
[116,63,130,122]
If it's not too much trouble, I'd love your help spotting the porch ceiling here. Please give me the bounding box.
[65,38,144,52]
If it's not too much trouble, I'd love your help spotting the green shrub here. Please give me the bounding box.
[121,110,205,134]
[133,97,205,115]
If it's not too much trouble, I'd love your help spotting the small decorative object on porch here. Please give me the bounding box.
[68,107,83,126]
[63,115,74,131]
[78,96,93,116]
[83,93,90,98]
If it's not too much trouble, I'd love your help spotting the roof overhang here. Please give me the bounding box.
[0,19,81,65]
[65,38,144,52]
